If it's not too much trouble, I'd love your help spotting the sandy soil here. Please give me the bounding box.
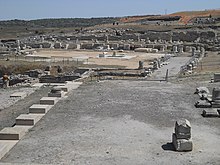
[1,80,220,164]
[33,50,163,69]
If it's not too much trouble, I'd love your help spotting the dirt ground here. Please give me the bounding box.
[1,81,220,164]
[0,55,219,165]
[33,50,164,69]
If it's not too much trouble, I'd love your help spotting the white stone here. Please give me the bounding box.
[0,126,32,140]
[16,114,44,126]
[10,92,27,99]
[29,104,52,114]
[40,97,59,105]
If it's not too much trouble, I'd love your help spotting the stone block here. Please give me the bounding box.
[29,104,52,114]
[40,97,59,105]
[0,126,32,140]
[212,102,220,108]
[172,133,193,152]
[175,119,191,135]
[56,85,69,92]
[0,140,18,159]
[214,73,220,82]
[16,114,44,126]
[195,87,209,94]
[202,109,220,117]
[195,100,212,108]
[10,92,27,99]
[48,91,65,97]
[32,83,44,88]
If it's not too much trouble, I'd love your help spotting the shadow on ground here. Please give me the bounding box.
[161,142,175,151]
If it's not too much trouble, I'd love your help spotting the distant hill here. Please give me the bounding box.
[120,9,220,24]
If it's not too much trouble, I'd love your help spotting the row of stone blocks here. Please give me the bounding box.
[0,81,82,159]
[172,119,193,152]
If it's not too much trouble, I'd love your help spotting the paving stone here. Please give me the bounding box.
[172,133,193,151]
[0,140,18,159]
[0,126,32,140]
[202,109,220,117]
[16,114,44,126]
[40,97,59,105]
[29,104,52,114]
[48,91,65,97]
[10,92,27,99]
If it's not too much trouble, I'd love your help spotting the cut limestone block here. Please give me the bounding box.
[16,114,44,126]
[40,97,59,105]
[32,83,44,88]
[29,104,52,114]
[202,109,220,117]
[48,91,65,97]
[195,87,209,94]
[175,119,191,134]
[172,133,193,151]
[10,92,27,99]
[0,126,32,140]
[0,140,18,159]
[195,100,212,108]
[56,85,69,92]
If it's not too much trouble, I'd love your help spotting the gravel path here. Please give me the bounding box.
[1,80,220,165]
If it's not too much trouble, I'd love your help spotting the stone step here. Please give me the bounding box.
[48,91,65,98]
[40,97,59,105]
[29,104,52,114]
[16,114,44,126]
[0,126,32,140]
[202,109,220,117]
[0,140,18,159]
[10,92,27,99]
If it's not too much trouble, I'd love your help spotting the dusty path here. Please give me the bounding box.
[1,80,220,165]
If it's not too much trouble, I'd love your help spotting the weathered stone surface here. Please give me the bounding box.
[202,109,220,117]
[40,97,59,105]
[195,87,210,94]
[214,73,220,82]
[0,140,18,159]
[175,119,191,134]
[195,100,212,108]
[48,91,65,97]
[16,114,44,126]
[172,133,193,151]
[29,104,52,114]
[10,92,27,99]
[0,126,32,140]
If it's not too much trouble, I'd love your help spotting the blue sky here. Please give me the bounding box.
[0,0,219,20]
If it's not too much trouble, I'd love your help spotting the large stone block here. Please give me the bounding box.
[202,109,220,117]
[172,133,193,151]
[214,73,220,82]
[48,91,65,97]
[40,97,59,105]
[29,104,52,114]
[195,100,212,108]
[16,114,44,126]
[0,126,32,140]
[175,119,191,135]
[10,92,27,99]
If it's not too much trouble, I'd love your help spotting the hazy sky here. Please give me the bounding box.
[0,0,219,20]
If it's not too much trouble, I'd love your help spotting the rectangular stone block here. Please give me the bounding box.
[175,119,191,134]
[29,104,52,114]
[0,140,18,159]
[48,91,65,97]
[0,126,32,140]
[172,133,193,152]
[10,92,27,99]
[40,97,59,105]
[16,114,44,126]
[212,102,220,108]
[202,109,220,117]
[56,85,69,92]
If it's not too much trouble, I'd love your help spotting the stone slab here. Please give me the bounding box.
[32,83,44,88]
[55,85,69,92]
[172,133,193,152]
[202,109,220,117]
[0,126,32,140]
[195,100,212,108]
[29,104,52,114]
[212,103,220,108]
[16,114,44,126]
[10,92,27,99]
[0,140,18,159]
[48,91,65,97]
[40,97,59,105]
